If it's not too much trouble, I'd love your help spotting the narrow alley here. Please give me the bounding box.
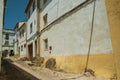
[0,0,120,80]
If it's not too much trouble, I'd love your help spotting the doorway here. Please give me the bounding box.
[35,40,37,57]
[28,43,33,61]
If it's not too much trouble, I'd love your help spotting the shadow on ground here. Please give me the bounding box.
[0,59,31,80]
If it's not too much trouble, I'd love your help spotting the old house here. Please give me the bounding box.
[39,0,115,79]
[14,22,27,57]
[24,0,120,79]
[25,0,40,60]
[18,22,27,57]
[14,23,19,55]
[2,29,14,57]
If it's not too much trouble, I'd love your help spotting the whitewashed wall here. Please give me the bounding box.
[14,41,18,54]
[18,42,26,55]
[40,0,86,30]
[90,0,112,53]
[2,29,15,57]
[26,3,38,58]
[2,32,14,46]
[14,28,19,54]
[18,26,26,44]
[27,9,37,40]
[14,23,23,55]
[41,0,112,56]
[18,25,26,55]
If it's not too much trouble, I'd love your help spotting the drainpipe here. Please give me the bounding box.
[85,0,96,72]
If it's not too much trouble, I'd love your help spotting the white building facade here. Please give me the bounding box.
[14,22,27,57]
[40,0,112,56]
[2,29,14,57]
[25,0,40,60]
[14,23,19,55]
[39,0,114,78]
[18,22,27,56]
[24,0,115,78]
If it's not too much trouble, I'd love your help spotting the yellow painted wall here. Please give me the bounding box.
[44,54,115,78]
[105,0,120,79]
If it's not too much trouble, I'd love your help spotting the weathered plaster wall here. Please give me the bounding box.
[18,25,26,56]
[41,0,112,56]
[27,9,37,40]
[2,33,14,46]
[58,0,86,17]
[105,0,120,79]
[18,26,26,44]
[14,22,24,55]
[90,0,112,53]
[2,30,14,57]
[18,41,26,56]
[41,3,93,56]
[44,54,115,78]
[27,7,38,58]
[14,42,18,54]
[14,30,19,55]
[40,0,115,78]
[40,0,86,30]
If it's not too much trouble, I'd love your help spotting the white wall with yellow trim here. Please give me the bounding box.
[40,0,115,78]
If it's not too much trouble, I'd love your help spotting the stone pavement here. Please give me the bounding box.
[5,57,110,80]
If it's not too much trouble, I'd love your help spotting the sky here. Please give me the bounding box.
[4,0,29,29]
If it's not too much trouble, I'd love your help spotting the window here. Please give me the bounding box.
[19,31,21,38]
[19,29,24,38]
[5,34,9,40]
[19,47,20,53]
[27,1,36,20]
[5,41,9,45]
[21,45,23,51]
[30,23,33,33]
[22,29,24,37]
[44,38,48,50]
[43,13,48,26]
